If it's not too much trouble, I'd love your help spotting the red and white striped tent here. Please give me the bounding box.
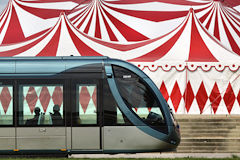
[0,0,240,115]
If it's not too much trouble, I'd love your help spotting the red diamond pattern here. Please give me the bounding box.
[148,107,152,112]
[237,91,240,106]
[209,82,222,114]
[160,81,169,101]
[1,81,239,115]
[196,82,208,114]
[79,86,91,113]
[39,87,51,113]
[183,81,194,112]
[170,81,182,112]
[223,83,235,114]
[92,86,97,108]
[52,86,63,107]
[0,87,12,114]
[134,108,138,112]
[26,86,38,114]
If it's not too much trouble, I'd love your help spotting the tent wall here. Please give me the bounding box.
[143,65,240,115]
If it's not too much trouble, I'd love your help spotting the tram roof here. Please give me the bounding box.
[0,56,111,74]
[0,56,109,61]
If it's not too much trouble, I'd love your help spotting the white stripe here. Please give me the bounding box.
[79,3,94,32]
[217,6,232,50]
[157,13,192,62]
[97,3,110,41]
[15,18,60,56]
[207,3,217,35]
[88,1,97,37]
[234,5,240,12]
[68,4,88,22]
[0,33,46,52]
[99,3,127,42]
[56,16,80,56]
[196,3,215,27]
[220,8,240,51]
[72,4,92,27]
[13,0,58,37]
[195,10,240,61]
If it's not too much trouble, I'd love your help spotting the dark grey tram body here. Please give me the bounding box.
[0,57,180,155]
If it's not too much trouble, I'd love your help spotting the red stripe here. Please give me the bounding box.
[104,3,189,22]
[129,13,189,62]
[220,10,240,55]
[94,7,101,39]
[66,20,102,56]
[205,5,216,30]
[0,32,49,57]
[222,8,240,38]
[222,6,240,35]
[36,23,62,56]
[213,8,220,40]
[72,15,184,51]
[188,12,218,62]
[24,29,49,41]
[199,4,214,23]
[75,4,93,29]
[2,6,26,44]
[69,5,89,22]
[99,7,118,41]
[101,6,149,41]
[83,6,94,34]
[15,0,66,19]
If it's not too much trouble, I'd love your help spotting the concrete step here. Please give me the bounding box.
[180,133,240,138]
[179,142,240,147]
[174,115,240,153]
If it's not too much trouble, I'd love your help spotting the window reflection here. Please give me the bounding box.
[72,85,97,125]
[0,86,13,125]
[113,65,165,126]
[19,85,63,126]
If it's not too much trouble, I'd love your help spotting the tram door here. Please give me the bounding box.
[16,80,66,150]
[71,80,101,150]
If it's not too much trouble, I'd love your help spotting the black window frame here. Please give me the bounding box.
[0,80,14,127]
[71,79,101,127]
[16,79,66,127]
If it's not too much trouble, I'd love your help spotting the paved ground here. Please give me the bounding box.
[70,153,240,158]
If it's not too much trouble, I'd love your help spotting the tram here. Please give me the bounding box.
[0,57,180,155]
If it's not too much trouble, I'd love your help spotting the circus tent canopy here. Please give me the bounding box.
[130,8,240,64]
[68,0,209,42]
[0,9,239,69]
[0,0,78,44]
[1,0,240,51]
[196,1,240,55]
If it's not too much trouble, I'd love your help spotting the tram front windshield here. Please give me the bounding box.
[113,65,166,127]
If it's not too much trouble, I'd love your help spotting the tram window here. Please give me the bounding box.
[18,84,64,126]
[72,84,97,125]
[0,85,13,125]
[103,79,132,126]
[113,65,165,126]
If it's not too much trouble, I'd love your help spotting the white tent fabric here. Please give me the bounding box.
[144,66,240,114]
